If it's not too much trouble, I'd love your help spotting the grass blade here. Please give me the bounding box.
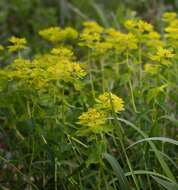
[125,170,175,183]
[127,137,178,149]
[114,117,176,181]
[90,1,109,27]
[103,153,131,190]
[152,176,178,190]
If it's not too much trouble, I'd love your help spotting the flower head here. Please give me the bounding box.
[124,19,137,30]
[97,92,124,112]
[8,36,27,52]
[137,20,153,33]
[39,26,78,43]
[51,47,74,59]
[0,45,4,51]
[105,28,138,52]
[162,12,177,22]
[124,19,153,33]
[150,47,175,65]
[145,31,164,49]
[144,63,160,75]
[78,108,107,128]
[79,21,104,48]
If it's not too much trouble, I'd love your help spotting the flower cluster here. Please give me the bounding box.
[0,12,177,134]
[163,12,178,47]
[125,19,153,34]
[79,21,104,49]
[78,92,124,133]
[51,47,74,59]
[8,36,27,52]
[150,47,175,66]
[105,28,138,52]
[2,46,86,91]
[96,92,124,112]
[144,64,160,75]
[39,26,78,44]
[78,108,107,128]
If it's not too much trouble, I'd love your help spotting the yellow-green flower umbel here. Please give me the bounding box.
[8,36,27,52]
[78,108,107,128]
[97,92,124,113]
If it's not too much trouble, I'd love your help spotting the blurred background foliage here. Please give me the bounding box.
[0,0,178,45]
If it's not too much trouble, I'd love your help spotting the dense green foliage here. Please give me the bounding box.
[0,1,178,190]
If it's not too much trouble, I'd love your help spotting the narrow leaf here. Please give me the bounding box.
[103,153,131,190]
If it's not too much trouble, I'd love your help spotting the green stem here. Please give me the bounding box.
[100,58,105,92]
[138,42,142,85]
[119,138,140,190]
[54,157,58,190]
[126,50,138,113]
[88,52,95,99]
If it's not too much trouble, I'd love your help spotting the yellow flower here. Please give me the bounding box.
[149,32,160,39]
[164,24,178,47]
[51,47,74,59]
[105,28,138,52]
[6,51,86,90]
[124,19,153,33]
[0,45,4,51]
[157,47,174,58]
[94,42,113,55]
[124,19,137,30]
[144,63,160,74]
[8,36,27,52]
[47,59,86,83]
[78,108,107,128]
[137,20,153,33]
[150,47,174,60]
[39,26,78,43]
[62,27,78,40]
[165,27,178,34]
[145,31,164,49]
[79,21,104,48]
[97,92,124,112]
[150,47,175,65]
[83,21,104,33]
[162,12,177,22]
[39,27,61,43]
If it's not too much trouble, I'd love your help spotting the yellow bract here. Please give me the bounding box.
[51,47,74,59]
[5,47,86,90]
[105,28,138,52]
[97,92,124,112]
[124,19,153,33]
[124,19,137,30]
[0,45,4,51]
[145,31,164,49]
[79,21,104,48]
[39,26,78,43]
[144,63,160,75]
[83,21,104,33]
[150,47,175,65]
[78,108,107,128]
[8,36,27,52]
[162,12,177,22]
[137,20,153,33]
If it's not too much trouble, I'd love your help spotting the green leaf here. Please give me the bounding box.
[160,115,178,127]
[146,84,167,103]
[115,118,176,182]
[103,153,131,190]
[125,170,174,182]
[152,176,178,190]
[127,137,178,149]
[90,1,109,27]
[86,141,106,167]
